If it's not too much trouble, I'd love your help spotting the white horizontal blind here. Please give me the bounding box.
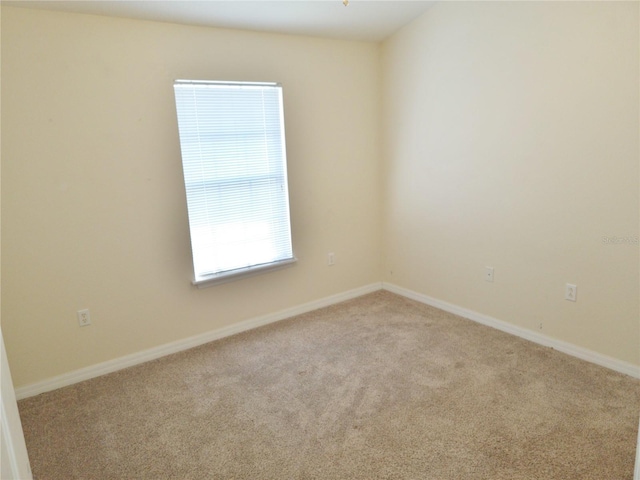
[173,80,294,283]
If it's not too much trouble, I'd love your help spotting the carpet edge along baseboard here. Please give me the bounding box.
[14,283,383,400]
[14,281,639,399]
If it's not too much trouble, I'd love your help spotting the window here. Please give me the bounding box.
[173,80,295,287]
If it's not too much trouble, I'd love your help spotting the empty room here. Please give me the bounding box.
[1,1,639,479]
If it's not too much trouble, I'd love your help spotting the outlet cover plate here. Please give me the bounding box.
[485,267,494,282]
[77,309,91,327]
[565,284,577,302]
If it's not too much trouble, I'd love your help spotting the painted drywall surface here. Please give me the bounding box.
[1,7,382,387]
[382,2,640,365]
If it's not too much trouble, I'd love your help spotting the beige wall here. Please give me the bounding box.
[2,2,639,390]
[382,2,640,365]
[1,7,382,387]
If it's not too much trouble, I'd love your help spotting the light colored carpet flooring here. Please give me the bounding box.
[18,291,640,479]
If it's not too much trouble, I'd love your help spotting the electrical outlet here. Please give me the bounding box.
[327,252,335,266]
[485,267,494,282]
[77,309,91,327]
[565,284,577,302]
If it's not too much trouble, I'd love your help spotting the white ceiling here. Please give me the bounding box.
[5,1,436,42]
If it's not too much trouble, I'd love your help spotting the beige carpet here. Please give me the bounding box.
[18,291,640,479]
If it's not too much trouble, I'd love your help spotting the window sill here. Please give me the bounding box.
[192,257,297,289]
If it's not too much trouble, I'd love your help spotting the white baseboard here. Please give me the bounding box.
[15,280,638,400]
[15,283,383,400]
[383,282,640,380]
